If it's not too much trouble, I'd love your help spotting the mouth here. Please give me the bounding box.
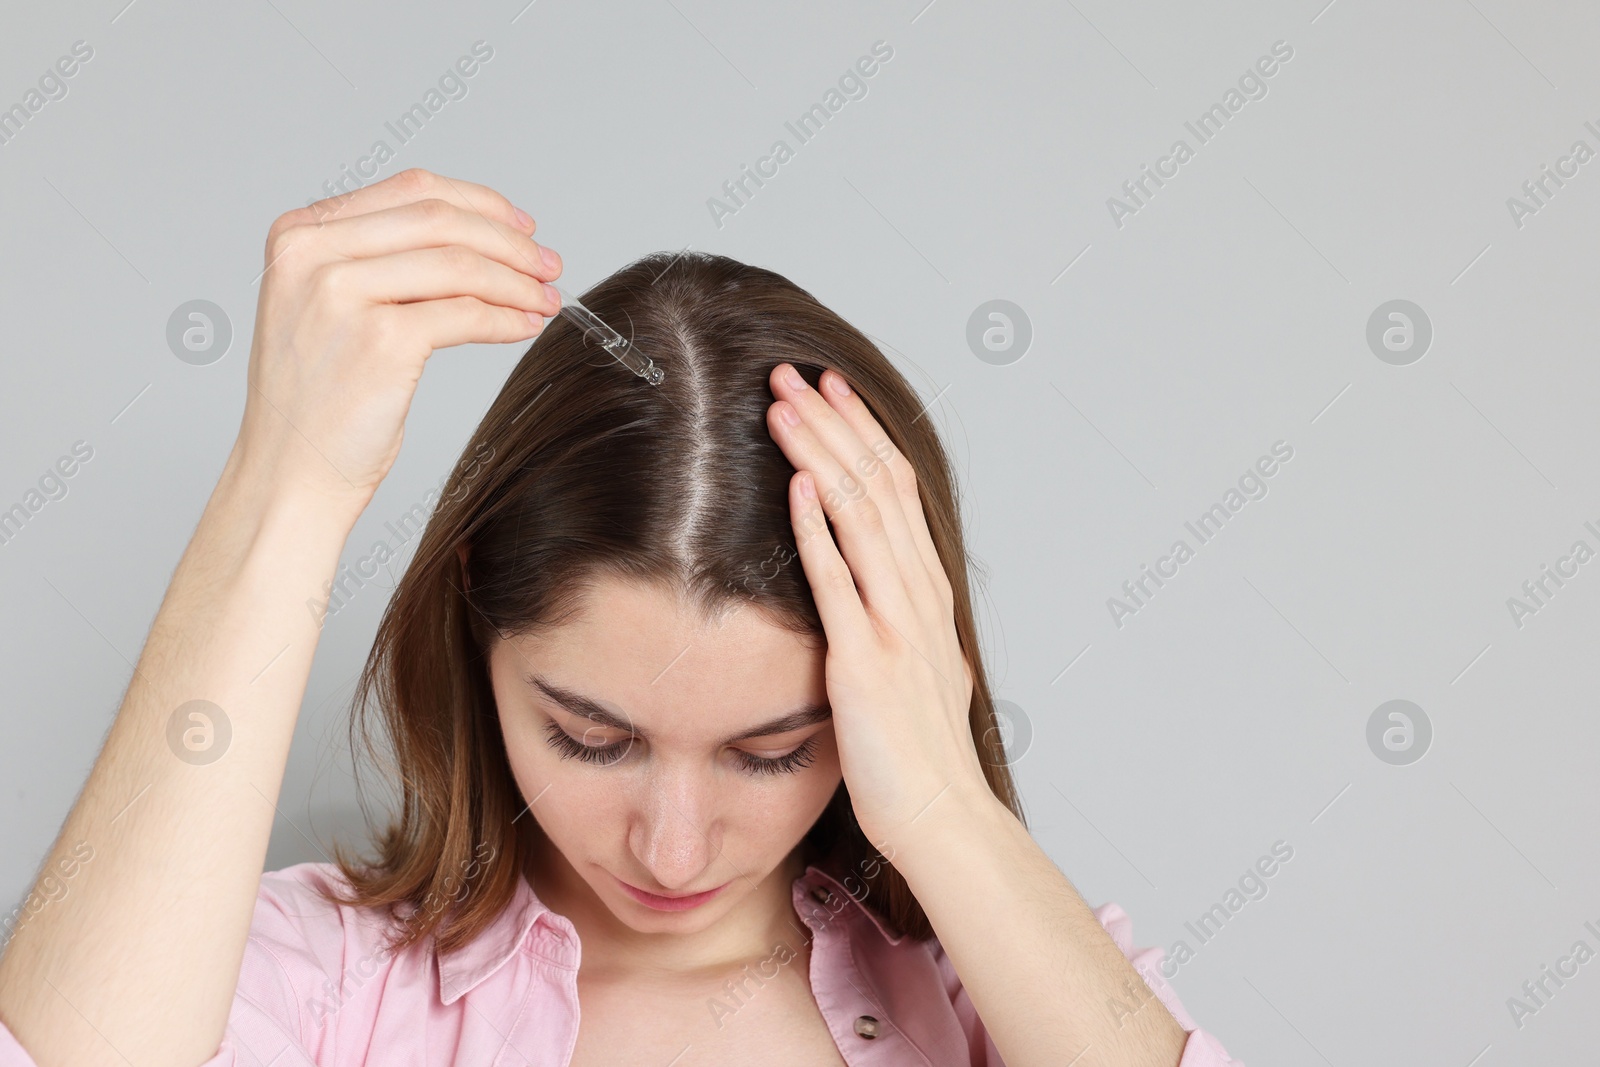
[614,874,731,912]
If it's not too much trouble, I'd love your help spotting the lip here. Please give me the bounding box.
[614,874,730,912]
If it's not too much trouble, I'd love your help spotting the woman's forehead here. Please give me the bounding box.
[496,578,827,738]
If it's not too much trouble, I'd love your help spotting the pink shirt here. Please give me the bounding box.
[0,862,1243,1065]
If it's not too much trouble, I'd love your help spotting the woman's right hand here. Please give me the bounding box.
[236,167,562,514]
[0,168,563,1067]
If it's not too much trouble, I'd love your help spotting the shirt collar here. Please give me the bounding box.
[793,863,906,946]
[435,862,903,1004]
[436,871,559,1006]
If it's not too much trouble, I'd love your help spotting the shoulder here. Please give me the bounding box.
[238,862,420,1037]
[251,861,399,961]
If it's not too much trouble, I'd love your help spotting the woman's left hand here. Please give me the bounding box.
[764,362,993,848]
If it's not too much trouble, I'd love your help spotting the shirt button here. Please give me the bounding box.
[853,1015,880,1039]
[809,886,834,906]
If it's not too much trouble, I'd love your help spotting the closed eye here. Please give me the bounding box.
[731,736,819,775]
[542,720,631,766]
[540,720,820,777]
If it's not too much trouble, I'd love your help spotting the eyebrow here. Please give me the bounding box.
[524,673,832,746]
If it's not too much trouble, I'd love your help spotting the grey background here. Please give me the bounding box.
[2,1,1596,1063]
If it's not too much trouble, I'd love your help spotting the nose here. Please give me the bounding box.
[627,765,722,892]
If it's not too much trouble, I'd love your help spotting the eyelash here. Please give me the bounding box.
[540,720,819,776]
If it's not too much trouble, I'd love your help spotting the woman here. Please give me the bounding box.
[0,170,1242,1066]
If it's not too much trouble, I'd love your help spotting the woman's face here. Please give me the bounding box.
[489,574,843,934]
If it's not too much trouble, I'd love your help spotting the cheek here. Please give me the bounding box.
[498,711,552,789]
[499,713,626,823]
[737,746,843,845]
[530,784,630,860]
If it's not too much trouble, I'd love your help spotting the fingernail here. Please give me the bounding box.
[513,206,534,229]
[784,365,806,390]
[543,282,560,306]
[830,373,852,396]
[526,311,545,329]
[780,402,800,426]
[799,472,816,499]
[539,243,560,270]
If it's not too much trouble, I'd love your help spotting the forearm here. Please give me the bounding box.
[886,784,1189,1067]
[0,443,362,1067]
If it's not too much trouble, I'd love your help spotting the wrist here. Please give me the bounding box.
[186,445,367,610]
[874,777,1016,876]
[217,436,372,538]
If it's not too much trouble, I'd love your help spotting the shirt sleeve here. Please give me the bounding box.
[1093,901,1244,1067]
[0,867,334,1067]
[933,900,1245,1067]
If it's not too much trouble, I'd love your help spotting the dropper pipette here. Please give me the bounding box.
[550,284,665,386]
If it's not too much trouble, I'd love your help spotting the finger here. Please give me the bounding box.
[285,168,534,236]
[767,393,917,633]
[316,246,562,316]
[385,295,546,352]
[770,364,932,606]
[310,198,562,282]
[270,197,560,291]
[815,368,951,612]
[786,470,875,652]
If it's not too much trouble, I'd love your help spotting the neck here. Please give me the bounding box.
[522,837,812,983]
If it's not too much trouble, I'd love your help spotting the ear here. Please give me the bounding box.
[457,542,472,593]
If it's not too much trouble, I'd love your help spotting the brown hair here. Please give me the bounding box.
[322,251,1025,956]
